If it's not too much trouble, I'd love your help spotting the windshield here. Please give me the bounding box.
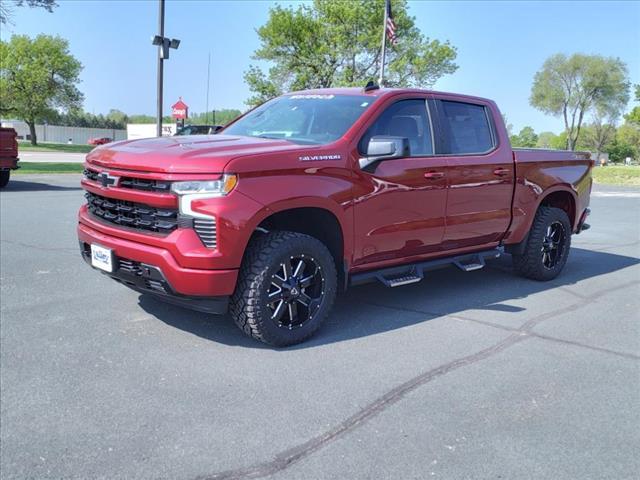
[223,94,376,145]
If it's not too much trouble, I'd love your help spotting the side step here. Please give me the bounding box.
[351,247,502,288]
[376,267,424,288]
[453,253,486,272]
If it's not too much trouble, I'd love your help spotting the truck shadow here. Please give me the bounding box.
[1,179,82,192]
[138,246,639,349]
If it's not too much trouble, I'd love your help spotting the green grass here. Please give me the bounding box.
[592,165,640,186]
[15,162,84,174]
[18,142,95,154]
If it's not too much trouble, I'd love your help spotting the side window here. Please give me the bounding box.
[359,99,433,156]
[439,100,494,154]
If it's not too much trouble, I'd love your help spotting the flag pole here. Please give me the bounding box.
[378,0,388,86]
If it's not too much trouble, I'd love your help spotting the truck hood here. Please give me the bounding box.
[85,134,304,173]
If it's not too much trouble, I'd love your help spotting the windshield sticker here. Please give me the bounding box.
[299,154,342,162]
[289,94,335,100]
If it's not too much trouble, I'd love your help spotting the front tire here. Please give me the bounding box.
[0,170,10,188]
[230,231,337,346]
[512,206,571,281]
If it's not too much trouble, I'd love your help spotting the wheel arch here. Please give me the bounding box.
[246,200,349,290]
[506,186,577,255]
[538,188,577,229]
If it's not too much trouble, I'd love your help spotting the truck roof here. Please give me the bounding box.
[285,87,494,104]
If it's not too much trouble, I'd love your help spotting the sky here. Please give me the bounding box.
[2,0,639,133]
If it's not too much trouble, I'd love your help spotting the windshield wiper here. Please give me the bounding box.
[256,134,284,140]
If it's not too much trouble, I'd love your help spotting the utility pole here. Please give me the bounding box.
[152,0,180,137]
[156,0,165,137]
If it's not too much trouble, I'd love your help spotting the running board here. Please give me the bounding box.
[453,253,486,272]
[350,247,503,288]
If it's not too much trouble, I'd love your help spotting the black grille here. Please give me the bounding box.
[119,177,171,192]
[83,169,100,182]
[117,259,168,293]
[85,192,178,234]
[83,169,171,192]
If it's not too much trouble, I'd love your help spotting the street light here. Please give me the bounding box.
[152,0,180,137]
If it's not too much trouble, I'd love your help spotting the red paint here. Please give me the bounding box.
[78,88,593,301]
[0,127,19,169]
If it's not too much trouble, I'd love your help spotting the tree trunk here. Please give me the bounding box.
[27,121,37,145]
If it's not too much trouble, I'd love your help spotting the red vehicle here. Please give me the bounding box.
[0,127,19,188]
[88,137,112,146]
[78,87,593,346]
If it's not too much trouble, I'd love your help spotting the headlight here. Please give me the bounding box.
[171,174,237,196]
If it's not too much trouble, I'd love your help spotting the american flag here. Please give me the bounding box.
[385,0,398,45]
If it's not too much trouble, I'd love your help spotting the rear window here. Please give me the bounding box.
[440,101,494,155]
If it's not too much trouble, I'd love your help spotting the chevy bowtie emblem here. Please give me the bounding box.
[98,172,119,188]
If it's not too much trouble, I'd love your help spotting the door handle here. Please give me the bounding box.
[424,171,445,179]
[493,168,510,176]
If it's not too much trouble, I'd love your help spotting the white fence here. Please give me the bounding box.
[126,123,175,139]
[1,120,127,145]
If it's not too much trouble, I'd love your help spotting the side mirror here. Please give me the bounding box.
[359,136,410,171]
[212,125,224,134]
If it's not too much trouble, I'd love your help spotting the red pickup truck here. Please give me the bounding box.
[0,127,19,188]
[78,87,592,346]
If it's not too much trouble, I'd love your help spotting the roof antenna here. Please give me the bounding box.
[364,80,380,93]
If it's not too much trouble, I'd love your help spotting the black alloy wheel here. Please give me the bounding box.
[230,231,337,346]
[267,254,325,329]
[512,206,572,281]
[541,221,566,270]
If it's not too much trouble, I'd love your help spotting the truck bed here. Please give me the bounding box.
[513,148,591,163]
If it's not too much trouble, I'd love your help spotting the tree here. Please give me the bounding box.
[549,131,569,150]
[502,114,513,137]
[624,84,640,125]
[616,123,640,159]
[244,0,458,106]
[606,138,637,163]
[0,0,56,24]
[579,110,617,161]
[530,53,630,150]
[510,126,538,148]
[106,109,128,127]
[188,109,243,126]
[0,34,83,144]
[536,131,558,149]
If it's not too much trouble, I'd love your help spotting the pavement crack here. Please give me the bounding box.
[199,279,640,480]
[529,332,639,360]
[199,333,528,480]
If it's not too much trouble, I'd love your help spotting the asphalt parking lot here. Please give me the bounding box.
[1,174,639,479]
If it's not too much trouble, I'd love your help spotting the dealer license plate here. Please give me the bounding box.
[91,244,113,273]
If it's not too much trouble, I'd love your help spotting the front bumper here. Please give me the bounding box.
[78,222,237,314]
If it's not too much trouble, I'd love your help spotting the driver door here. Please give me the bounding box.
[352,98,448,267]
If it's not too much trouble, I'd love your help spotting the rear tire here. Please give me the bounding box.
[0,171,10,188]
[230,231,337,347]
[512,206,571,281]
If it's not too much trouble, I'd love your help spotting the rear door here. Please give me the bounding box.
[432,97,514,249]
[352,98,448,267]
